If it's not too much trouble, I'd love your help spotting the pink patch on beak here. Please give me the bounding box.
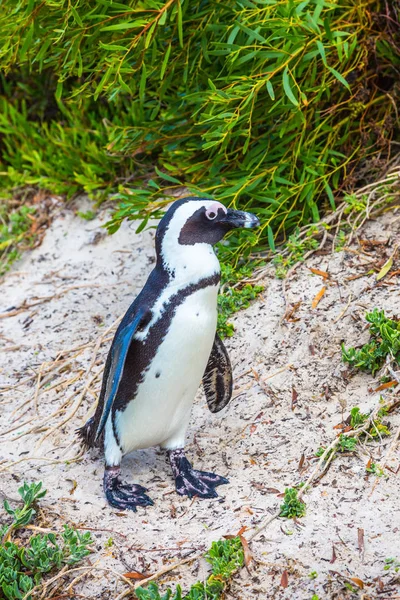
[206,202,226,220]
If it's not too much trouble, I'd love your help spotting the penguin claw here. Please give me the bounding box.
[103,469,153,511]
[175,470,228,499]
[168,449,228,499]
[105,484,154,511]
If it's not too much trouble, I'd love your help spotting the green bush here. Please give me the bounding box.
[342,309,400,375]
[135,537,244,600]
[0,0,398,257]
[0,482,92,600]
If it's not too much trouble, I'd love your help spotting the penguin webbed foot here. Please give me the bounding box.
[104,467,153,511]
[168,449,228,499]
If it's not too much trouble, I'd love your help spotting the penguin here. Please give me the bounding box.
[77,197,260,510]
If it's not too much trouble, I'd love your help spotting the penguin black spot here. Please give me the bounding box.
[196,312,199,317]
[155,371,161,378]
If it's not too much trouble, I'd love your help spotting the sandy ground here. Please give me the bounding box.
[0,197,399,599]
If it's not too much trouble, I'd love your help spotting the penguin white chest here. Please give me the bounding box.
[115,284,219,452]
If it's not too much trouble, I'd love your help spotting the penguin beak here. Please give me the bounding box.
[221,208,260,230]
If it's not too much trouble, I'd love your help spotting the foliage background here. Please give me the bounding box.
[0,0,399,259]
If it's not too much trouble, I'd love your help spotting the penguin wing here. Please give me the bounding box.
[202,333,233,413]
[95,306,148,441]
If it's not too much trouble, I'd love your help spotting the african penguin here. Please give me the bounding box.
[78,197,260,510]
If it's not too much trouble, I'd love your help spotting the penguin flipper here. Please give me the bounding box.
[202,333,233,413]
[94,306,148,441]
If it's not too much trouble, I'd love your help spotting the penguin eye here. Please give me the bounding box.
[206,210,217,221]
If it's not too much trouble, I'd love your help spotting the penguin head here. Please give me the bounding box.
[156,197,259,248]
[155,197,259,278]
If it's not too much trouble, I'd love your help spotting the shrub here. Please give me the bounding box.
[0,1,399,257]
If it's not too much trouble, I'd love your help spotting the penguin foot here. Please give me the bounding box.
[168,448,228,499]
[103,467,153,511]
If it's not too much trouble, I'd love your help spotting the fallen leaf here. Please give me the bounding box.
[350,577,364,589]
[376,256,393,281]
[358,528,364,555]
[291,387,298,410]
[345,273,366,281]
[375,380,397,391]
[309,267,329,279]
[237,525,247,536]
[250,424,257,434]
[283,301,302,322]
[333,422,346,430]
[68,480,77,495]
[312,286,326,309]
[330,545,337,564]
[123,571,149,580]
[298,453,305,471]
[280,570,289,588]
[366,457,372,470]
[239,534,252,568]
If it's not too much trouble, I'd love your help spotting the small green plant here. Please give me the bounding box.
[0,203,37,276]
[349,407,368,429]
[76,210,96,221]
[0,482,92,600]
[309,571,318,580]
[217,260,263,338]
[2,482,46,541]
[315,446,331,458]
[135,537,244,600]
[273,228,319,278]
[342,309,400,375]
[366,462,384,477]
[337,434,357,453]
[384,557,400,573]
[279,488,306,519]
[334,229,347,252]
[348,405,390,439]
[343,192,368,214]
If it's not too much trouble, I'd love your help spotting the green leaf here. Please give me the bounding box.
[177,0,183,48]
[235,21,266,43]
[19,24,34,60]
[266,80,275,100]
[316,40,327,66]
[154,166,181,184]
[267,225,275,251]
[145,21,157,49]
[100,20,146,31]
[328,66,350,91]
[376,256,393,281]
[136,216,150,234]
[160,44,172,80]
[55,80,63,102]
[139,63,147,103]
[323,182,336,209]
[99,43,128,52]
[70,6,83,27]
[282,67,299,106]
